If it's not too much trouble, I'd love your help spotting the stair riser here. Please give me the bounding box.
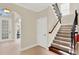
[50,25,73,54]
[56,34,71,38]
[58,32,71,34]
[53,40,71,47]
[51,44,70,53]
[58,31,71,33]
[60,27,72,29]
[59,30,71,32]
[55,37,71,42]
[59,29,71,31]
[59,31,71,32]
[60,27,72,30]
[61,25,72,27]
[61,26,72,27]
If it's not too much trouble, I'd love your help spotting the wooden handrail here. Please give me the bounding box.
[49,3,61,34]
[55,3,62,23]
[49,20,60,33]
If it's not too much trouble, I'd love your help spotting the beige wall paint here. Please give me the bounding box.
[12,4,37,49]
[36,5,61,46]
[0,3,78,49]
[36,7,48,19]
[48,6,61,46]
[48,6,59,31]
[61,3,79,25]
[70,3,79,14]
[61,14,75,25]
[36,7,49,46]
[36,5,59,33]
[70,3,79,25]
[0,3,37,49]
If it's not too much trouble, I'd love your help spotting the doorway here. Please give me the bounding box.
[37,17,48,49]
[0,16,12,41]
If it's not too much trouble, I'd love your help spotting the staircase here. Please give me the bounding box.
[49,25,73,55]
[49,3,72,54]
[49,3,78,55]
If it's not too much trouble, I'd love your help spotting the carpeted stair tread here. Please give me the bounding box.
[58,50,70,55]
[49,25,74,54]
[59,29,71,31]
[58,31,71,34]
[56,33,71,38]
[51,43,70,52]
[53,39,70,47]
[55,36,71,42]
[60,26,72,29]
[59,29,72,31]
[61,25,72,27]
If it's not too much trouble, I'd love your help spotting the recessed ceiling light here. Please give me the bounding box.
[4,8,11,13]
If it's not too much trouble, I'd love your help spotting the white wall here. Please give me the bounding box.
[13,11,21,40]
[0,3,37,49]
[48,5,59,31]
[61,14,75,25]
[12,4,37,49]
[1,3,78,50]
[48,5,61,46]
[61,3,79,25]
[36,5,61,47]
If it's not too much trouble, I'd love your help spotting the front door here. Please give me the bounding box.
[0,16,12,40]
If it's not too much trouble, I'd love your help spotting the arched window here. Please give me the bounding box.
[60,3,70,16]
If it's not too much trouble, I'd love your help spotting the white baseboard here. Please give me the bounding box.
[19,44,38,51]
[0,39,14,43]
[37,43,48,50]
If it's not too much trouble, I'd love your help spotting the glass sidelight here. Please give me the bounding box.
[2,20,9,39]
[0,8,12,40]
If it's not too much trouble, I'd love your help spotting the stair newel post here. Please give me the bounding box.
[70,10,78,55]
[71,32,74,54]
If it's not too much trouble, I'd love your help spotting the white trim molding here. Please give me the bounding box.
[37,43,48,50]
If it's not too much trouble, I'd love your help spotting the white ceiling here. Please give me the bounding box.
[15,3,52,12]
